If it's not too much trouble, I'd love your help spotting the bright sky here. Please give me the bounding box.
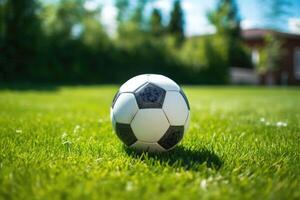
[59,0,300,36]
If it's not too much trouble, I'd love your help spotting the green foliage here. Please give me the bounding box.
[203,37,229,83]
[257,34,284,73]
[115,0,147,36]
[168,0,185,44]
[208,0,252,69]
[179,36,229,84]
[180,37,207,70]
[208,0,240,37]
[131,0,147,26]
[0,0,253,84]
[115,0,130,23]
[39,0,113,83]
[0,0,44,82]
[150,8,164,37]
[0,86,300,199]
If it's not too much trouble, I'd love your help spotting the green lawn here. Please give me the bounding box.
[0,86,299,200]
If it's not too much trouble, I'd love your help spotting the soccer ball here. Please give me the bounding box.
[110,74,190,152]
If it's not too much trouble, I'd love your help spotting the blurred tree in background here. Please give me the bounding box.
[0,0,43,82]
[255,0,290,85]
[168,0,184,45]
[256,0,289,76]
[258,34,283,74]
[150,8,164,37]
[41,0,112,83]
[208,0,252,70]
[0,0,253,85]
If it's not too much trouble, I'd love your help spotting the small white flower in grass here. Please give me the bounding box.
[200,179,207,189]
[16,129,22,133]
[276,121,288,127]
[260,118,265,122]
[175,172,181,177]
[61,132,72,145]
[61,132,67,139]
[126,181,133,191]
[73,125,81,133]
[62,140,72,145]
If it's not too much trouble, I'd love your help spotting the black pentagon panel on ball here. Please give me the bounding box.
[134,83,166,109]
[115,123,137,146]
[180,89,190,110]
[112,90,120,108]
[158,126,184,150]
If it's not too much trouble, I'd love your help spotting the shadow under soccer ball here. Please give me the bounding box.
[124,145,223,171]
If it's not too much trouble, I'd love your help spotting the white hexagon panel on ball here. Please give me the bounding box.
[112,93,139,124]
[162,91,189,126]
[131,109,170,143]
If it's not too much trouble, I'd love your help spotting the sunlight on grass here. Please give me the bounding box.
[0,86,299,199]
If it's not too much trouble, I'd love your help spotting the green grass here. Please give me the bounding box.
[0,86,299,200]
